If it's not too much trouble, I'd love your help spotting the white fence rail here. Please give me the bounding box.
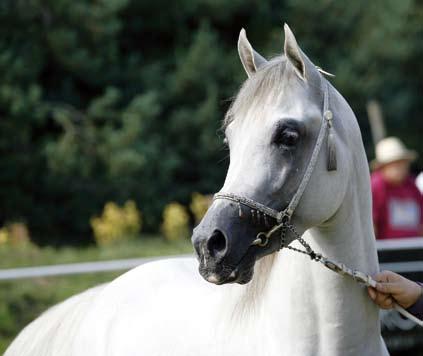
[376,237,423,250]
[376,237,423,273]
[0,238,422,281]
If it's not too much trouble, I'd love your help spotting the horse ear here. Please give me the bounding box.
[238,28,267,77]
[283,24,306,81]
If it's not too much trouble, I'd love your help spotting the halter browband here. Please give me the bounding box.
[213,76,333,245]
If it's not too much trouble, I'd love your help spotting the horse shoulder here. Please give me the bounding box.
[74,257,219,355]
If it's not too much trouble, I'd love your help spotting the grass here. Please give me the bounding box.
[0,236,193,354]
[0,234,193,268]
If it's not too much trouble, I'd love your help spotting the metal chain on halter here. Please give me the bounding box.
[279,223,287,251]
[282,221,321,262]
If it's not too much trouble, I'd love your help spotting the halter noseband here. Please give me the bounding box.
[213,76,334,248]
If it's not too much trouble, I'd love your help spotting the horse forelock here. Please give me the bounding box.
[223,55,323,130]
[223,56,290,129]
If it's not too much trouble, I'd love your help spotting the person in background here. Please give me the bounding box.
[371,137,423,239]
[368,270,422,320]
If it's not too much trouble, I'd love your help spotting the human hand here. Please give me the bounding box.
[367,270,422,309]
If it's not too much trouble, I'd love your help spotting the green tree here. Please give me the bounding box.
[0,0,422,244]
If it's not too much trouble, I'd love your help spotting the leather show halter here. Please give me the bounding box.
[212,76,423,326]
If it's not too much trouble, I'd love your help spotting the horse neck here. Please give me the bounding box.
[311,147,379,274]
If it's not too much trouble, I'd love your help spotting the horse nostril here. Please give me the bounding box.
[206,230,227,257]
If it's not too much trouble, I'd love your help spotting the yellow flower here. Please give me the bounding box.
[90,200,142,246]
[190,193,212,224]
[161,202,190,241]
[0,228,9,245]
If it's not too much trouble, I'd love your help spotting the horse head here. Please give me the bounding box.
[192,25,351,285]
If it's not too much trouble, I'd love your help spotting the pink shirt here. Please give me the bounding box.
[371,171,423,239]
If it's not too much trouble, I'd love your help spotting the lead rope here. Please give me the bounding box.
[282,221,423,327]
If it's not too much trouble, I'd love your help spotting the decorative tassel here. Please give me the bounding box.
[238,202,244,218]
[325,110,337,171]
[327,128,337,171]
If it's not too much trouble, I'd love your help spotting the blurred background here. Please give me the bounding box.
[0,0,422,353]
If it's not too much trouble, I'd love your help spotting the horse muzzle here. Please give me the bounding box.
[191,200,269,285]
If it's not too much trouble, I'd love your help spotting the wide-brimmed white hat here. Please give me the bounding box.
[371,137,417,170]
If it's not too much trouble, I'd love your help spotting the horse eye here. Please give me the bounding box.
[274,129,299,148]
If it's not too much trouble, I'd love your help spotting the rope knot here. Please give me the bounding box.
[309,252,322,261]
[276,210,292,224]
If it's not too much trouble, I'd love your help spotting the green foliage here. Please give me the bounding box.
[0,222,32,248]
[0,0,422,243]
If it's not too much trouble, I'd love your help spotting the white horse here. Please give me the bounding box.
[6,25,388,356]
